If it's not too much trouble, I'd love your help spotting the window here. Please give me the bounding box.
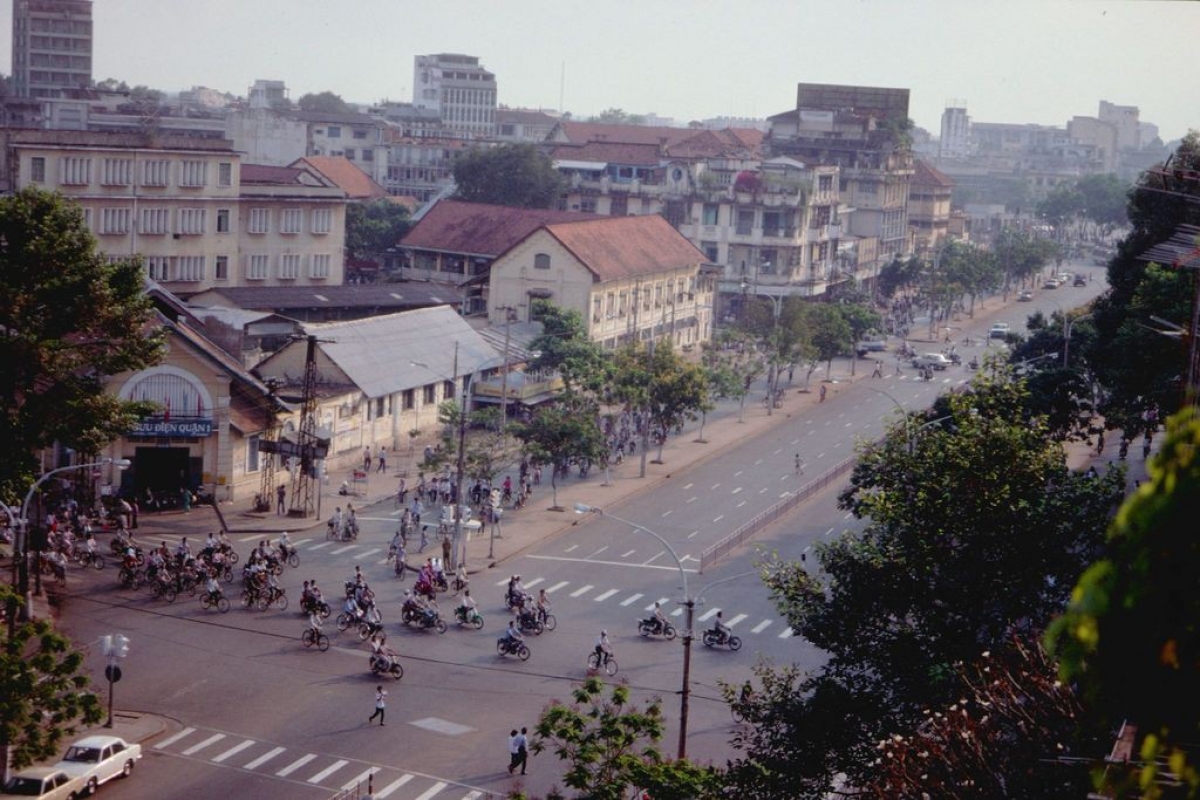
[176,256,205,282]
[818,174,833,193]
[310,253,331,279]
[247,435,261,472]
[311,208,332,234]
[280,209,302,234]
[353,129,368,140]
[375,397,385,418]
[702,241,719,262]
[214,255,229,280]
[423,385,436,404]
[101,158,132,186]
[145,256,170,281]
[247,208,270,234]
[142,159,169,186]
[218,162,232,186]
[402,389,414,411]
[29,156,46,182]
[279,253,300,279]
[327,126,341,138]
[534,253,551,270]
[139,208,169,235]
[344,148,356,160]
[247,254,269,280]
[362,149,374,162]
[179,160,206,187]
[736,209,754,235]
[177,208,206,235]
[60,156,91,185]
[580,198,597,213]
[99,207,131,235]
[702,204,719,225]
[216,209,230,233]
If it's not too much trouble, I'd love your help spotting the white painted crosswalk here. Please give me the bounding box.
[152,724,486,799]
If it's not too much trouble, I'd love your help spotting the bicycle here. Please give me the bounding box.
[200,591,231,613]
[74,550,106,570]
[258,586,288,611]
[301,627,330,651]
[587,649,619,676]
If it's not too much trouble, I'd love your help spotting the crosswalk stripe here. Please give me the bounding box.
[594,589,618,602]
[293,538,312,546]
[546,581,569,593]
[524,577,544,588]
[182,733,225,756]
[276,753,317,777]
[620,593,643,607]
[751,620,773,634]
[778,627,794,639]
[309,542,332,550]
[645,596,670,611]
[462,792,483,800]
[331,545,357,555]
[374,774,414,798]
[238,534,259,543]
[358,548,381,558]
[698,608,721,622]
[670,607,684,617]
[495,577,509,587]
[341,767,380,791]
[570,584,594,597]
[414,781,448,800]
[726,613,748,627]
[212,739,255,763]
[307,758,348,783]
[243,746,285,770]
[154,727,195,749]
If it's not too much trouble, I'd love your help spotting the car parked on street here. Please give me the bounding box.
[1,767,88,800]
[54,735,141,795]
[1017,290,1033,301]
[1043,278,1060,289]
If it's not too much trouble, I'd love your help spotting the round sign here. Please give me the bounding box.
[104,665,122,683]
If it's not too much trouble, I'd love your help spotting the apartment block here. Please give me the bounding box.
[11,0,92,99]
[413,53,497,137]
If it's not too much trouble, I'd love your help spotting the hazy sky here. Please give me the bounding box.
[3,0,1195,141]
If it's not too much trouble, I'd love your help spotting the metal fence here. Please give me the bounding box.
[699,454,858,573]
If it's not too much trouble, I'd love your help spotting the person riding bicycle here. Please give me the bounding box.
[594,630,613,661]
[278,531,293,559]
[535,589,552,623]
[204,570,222,603]
[307,610,323,636]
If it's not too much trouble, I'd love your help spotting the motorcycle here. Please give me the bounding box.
[369,651,404,680]
[638,617,677,640]
[503,590,531,612]
[454,606,485,630]
[701,628,742,651]
[516,609,544,635]
[406,606,448,634]
[496,636,531,661]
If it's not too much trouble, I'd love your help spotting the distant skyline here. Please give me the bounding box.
[2,0,1195,142]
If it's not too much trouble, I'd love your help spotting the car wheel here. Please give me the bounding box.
[88,776,99,794]
[122,758,135,777]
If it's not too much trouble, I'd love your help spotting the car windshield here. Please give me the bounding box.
[3,777,45,795]
[63,746,101,762]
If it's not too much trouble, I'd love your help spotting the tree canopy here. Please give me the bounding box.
[527,300,607,396]
[452,144,565,209]
[345,199,411,261]
[296,91,352,114]
[510,395,606,509]
[0,189,163,500]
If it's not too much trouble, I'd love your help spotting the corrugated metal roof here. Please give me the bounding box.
[473,320,544,364]
[301,306,501,398]
[187,283,463,311]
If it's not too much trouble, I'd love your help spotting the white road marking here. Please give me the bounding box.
[642,552,664,566]
[671,607,684,617]
[495,577,510,586]
[646,597,670,611]
[527,555,697,573]
[238,535,258,543]
[414,783,448,800]
[687,531,699,539]
[845,422,853,427]
[759,487,767,494]
[341,767,380,791]
[587,546,609,558]
[307,759,348,784]
[844,512,854,520]
[373,774,413,798]
[182,733,225,756]
[731,487,743,494]
[275,753,317,777]
[683,482,693,489]
[737,500,747,508]
[154,727,195,749]
[711,483,721,490]
[733,470,743,477]
[754,458,764,465]
[620,593,644,606]
[546,580,570,592]
[778,627,794,639]
[685,496,697,503]
[212,739,255,763]
[726,613,748,627]
[331,545,356,555]
[824,527,834,537]
[713,515,724,523]
[293,538,311,546]
[358,548,381,558]
[309,542,331,550]
[564,544,579,553]
[661,509,673,518]
[594,589,618,602]
[620,550,636,558]
[751,620,773,634]
[570,585,594,597]
[698,608,721,622]
[524,577,544,588]
[243,746,285,770]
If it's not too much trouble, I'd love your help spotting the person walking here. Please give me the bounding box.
[819,384,827,403]
[276,483,287,515]
[368,685,387,726]
[794,453,804,476]
[507,729,521,774]
[377,446,387,473]
[871,360,883,379]
[514,727,529,775]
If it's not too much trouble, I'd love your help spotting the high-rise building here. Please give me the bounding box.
[1098,100,1140,150]
[412,53,497,137]
[11,0,93,99]
[939,102,971,160]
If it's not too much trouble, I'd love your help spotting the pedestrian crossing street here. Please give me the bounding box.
[153,724,489,799]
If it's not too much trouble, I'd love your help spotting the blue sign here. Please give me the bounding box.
[129,418,214,438]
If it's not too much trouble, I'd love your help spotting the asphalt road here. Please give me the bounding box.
[56,264,1105,799]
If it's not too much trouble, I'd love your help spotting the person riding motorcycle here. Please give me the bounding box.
[455,589,478,622]
[369,635,398,672]
[709,611,731,643]
[646,601,668,634]
[500,620,524,652]
[278,531,293,559]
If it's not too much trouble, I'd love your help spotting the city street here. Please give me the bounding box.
[50,265,1107,799]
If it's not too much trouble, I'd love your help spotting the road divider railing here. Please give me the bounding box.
[699,454,858,573]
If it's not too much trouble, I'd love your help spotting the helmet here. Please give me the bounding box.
[601,630,608,637]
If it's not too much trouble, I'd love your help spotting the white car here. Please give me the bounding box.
[913,352,952,370]
[989,323,1011,339]
[54,735,141,795]
[1,767,88,800]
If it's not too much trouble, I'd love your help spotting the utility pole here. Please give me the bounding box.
[498,307,516,436]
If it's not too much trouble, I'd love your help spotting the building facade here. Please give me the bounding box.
[412,53,497,138]
[939,104,971,160]
[10,0,92,99]
[908,160,955,254]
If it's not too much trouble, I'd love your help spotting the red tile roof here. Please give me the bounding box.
[550,141,663,166]
[913,159,955,188]
[554,120,697,147]
[536,215,706,282]
[666,128,762,159]
[295,156,388,200]
[399,200,603,257]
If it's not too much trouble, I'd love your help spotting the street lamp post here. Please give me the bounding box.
[1063,312,1093,369]
[864,387,959,453]
[574,503,695,759]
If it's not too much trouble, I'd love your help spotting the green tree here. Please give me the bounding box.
[0,189,164,501]
[1037,184,1086,229]
[701,329,763,427]
[877,256,923,299]
[589,108,645,126]
[296,91,352,114]
[452,144,565,209]
[726,368,1125,795]
[610,341,708,465]
[836,302,882,377]
[345,199,411,262]
[527,300,607,396]
[1047,407,1200,798]
[1076,173,1131,232]
[93,77,129,92]
[511,396,606,510]
[0,586,104,785]
[804,303,852,380]
[532,677,720,800]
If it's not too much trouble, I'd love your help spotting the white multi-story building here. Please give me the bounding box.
[10,0,92,99]
[412,53,497,137]
[939,103,971,160]
[1,129,347,293]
